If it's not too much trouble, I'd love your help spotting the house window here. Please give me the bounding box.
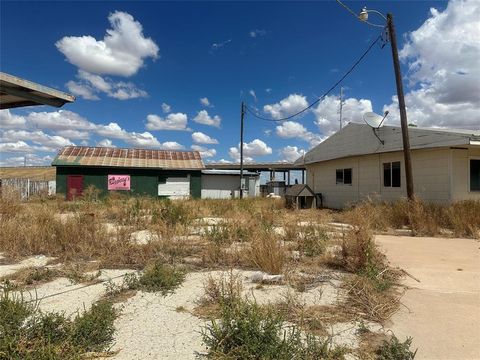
[336,168,352,185]
[471,159,480,191]
[384,161,401,187]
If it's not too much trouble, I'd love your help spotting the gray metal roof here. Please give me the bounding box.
[202,169,259,176]
[298,123,480,165]
[0,72,75,109]
[205,162,305,171]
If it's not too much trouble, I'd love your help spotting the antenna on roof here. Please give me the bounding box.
[363,111,389,145]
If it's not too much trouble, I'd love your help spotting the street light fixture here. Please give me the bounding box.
[358,7,414,200]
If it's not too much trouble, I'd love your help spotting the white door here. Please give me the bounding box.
[158,176,190,199]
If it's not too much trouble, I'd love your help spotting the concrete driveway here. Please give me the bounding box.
[376,235,480,360]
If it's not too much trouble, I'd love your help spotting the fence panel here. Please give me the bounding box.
[0,178,54,199]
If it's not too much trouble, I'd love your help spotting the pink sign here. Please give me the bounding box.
[108,175,130,190]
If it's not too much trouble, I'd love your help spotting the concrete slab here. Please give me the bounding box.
[376,235,480,360]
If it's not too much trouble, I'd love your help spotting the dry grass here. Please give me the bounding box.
[243,231,287,274]
[343,198,480,238]
[342,275,402,323]
[0,166,56,181]
[194,271,243,319]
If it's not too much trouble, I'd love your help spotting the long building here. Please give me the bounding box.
[52,146,204,200]
[296,123,480,209]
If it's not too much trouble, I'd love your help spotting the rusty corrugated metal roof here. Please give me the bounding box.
[52,146,204,170]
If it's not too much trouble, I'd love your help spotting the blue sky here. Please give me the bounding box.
[1,0,478,166]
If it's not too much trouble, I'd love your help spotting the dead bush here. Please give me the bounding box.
[244,231,287,274]
[343,275,402,323]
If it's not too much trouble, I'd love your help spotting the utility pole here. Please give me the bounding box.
[387,13,414,200]
[239,101,245,199]
[338,87,344,130]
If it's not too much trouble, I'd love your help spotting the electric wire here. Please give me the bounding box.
[244,33,382,122]
[335,0,359,20]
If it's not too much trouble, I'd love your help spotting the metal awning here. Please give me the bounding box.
[0,72,75,109]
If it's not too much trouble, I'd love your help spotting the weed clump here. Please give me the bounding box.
[137,260,186,294]
[376,335,417,360]
[201,298,346,359]
[0,284,116,359]
[244,231,287,275]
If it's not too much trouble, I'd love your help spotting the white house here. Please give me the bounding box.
[296,123,480,209]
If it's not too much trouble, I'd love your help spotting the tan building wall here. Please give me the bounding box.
[306,146,480,209]
[451,146,480,201]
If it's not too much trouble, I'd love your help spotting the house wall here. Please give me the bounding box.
[306,147,458,209]
[451,146,480,200]
[56,166,201,199]
[201,174,259,199]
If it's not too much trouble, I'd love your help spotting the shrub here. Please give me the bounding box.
[201,299,346,359]
[0,285,116,359]
[377,335,417,360]
[71,301,116,352]
[137,260,186,295]
[298,225,328,257]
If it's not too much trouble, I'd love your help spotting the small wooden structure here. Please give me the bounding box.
[285,184,317,209]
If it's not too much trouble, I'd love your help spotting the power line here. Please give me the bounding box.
[244,33,382,122]
[335,0,359,20]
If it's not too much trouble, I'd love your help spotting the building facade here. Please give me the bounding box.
[297,123,480,209]
[53,146,204,200]
[201,170,260,199]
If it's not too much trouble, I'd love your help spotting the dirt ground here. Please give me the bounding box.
[2,232,479,359]
[376,235,480,360]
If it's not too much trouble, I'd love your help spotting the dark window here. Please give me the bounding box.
[383,163,391,187]
[336,169,343,184]
[383,161,401,188]
[392,162,401,187]
[336,168,352,185]
[471,159,480,191]
[344,168,352,185]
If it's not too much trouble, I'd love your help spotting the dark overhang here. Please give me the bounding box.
[0,72,75,109]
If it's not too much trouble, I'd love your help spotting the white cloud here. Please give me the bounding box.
[161,141,184,150]
[55,129,90,140]
[279,146,305,163]
[263,94,308,119]
[0,109,27,129]
[162,102,171,113]
[275,121,322,147]
[249,29,266,38]
[97,139,115,147]
[200,97,212,107]
[249,90,257,102]
[0,154,53,167]
[383,0,480,128]
[67,70,148,100]
[217,158,233,164]
[56,11,159,77]
[312,95,372,135]
[27,110,95,131]
[145,113,189,131]
[1,130,74,151]
[193,110,221,127]
[0,141,37,153]
[211,39,231,51]
[265,88,272,94]
[191,131,218,144]
[191,144,216,158]
[123,131,161,148]
[229,139,272,161]
[65,80,100,100]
